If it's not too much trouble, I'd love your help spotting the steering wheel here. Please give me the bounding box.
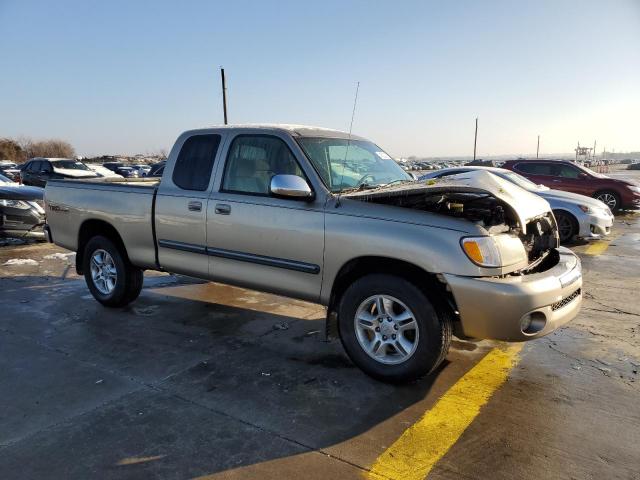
[356,174,376,187]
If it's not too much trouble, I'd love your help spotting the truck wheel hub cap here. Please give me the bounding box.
[90,249,117,295]
[354,294,419,365]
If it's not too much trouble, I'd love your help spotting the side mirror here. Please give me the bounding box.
[578,173,588,179]
[270,174,314,200]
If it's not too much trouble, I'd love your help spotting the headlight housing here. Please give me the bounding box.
[0,199,31,209]
[461,234,528,268]
[628,185,640,194]
[578,204,593,214]
[461,236,502,267]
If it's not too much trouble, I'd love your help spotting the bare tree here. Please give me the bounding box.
[0,138,24,162]
[20,138,76,159]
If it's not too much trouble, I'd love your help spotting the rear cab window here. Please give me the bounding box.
[172,134,221,191]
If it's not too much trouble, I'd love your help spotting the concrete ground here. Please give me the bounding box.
[0,170,639,479]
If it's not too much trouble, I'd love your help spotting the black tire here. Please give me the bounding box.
[337,274,452,383]
[553,210,578,244]
[83,235,143,307]
[593,190,620,212]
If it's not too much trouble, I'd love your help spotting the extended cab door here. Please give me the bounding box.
[206,132,325,302]
[155,132,223,278]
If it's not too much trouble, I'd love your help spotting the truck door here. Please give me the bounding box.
[155,133,222,278]
[207,133,325,302]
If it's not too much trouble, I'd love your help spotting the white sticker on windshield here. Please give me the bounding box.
[375,151,392,160]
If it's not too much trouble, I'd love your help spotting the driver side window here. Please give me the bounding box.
[222,135,304,195]
[555,165,581,178]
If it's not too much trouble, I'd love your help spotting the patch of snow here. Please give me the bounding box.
[3,258,39,266]
[43,252,76,260]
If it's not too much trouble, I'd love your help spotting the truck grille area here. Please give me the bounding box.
[521,213,559,263]
[551,288,581,311]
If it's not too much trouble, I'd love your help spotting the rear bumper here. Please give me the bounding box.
[44,224,53,243]
[443,247,582,341]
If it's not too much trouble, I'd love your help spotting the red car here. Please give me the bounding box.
[502,159,640,211]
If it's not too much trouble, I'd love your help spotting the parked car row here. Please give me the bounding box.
[0,172,45,240]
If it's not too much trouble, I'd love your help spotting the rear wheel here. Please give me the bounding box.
[338,274,452,383]
[594,190,620,212]
[553,210,578,244]
[83,235,143,307]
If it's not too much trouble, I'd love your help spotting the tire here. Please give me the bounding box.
[553,210,578,244]
[83,235,143,307]
[337,274,452,383]
[593,190,620,212]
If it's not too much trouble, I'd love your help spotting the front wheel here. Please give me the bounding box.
[594,190,620,212]
[83,235,143,307]
[338,274,452,383]
[553,210,578,244]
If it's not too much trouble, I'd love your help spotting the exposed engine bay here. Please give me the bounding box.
[344,172,559,269]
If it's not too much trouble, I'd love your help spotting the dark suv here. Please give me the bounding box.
[502,159,640,211]
[20,158,98,187]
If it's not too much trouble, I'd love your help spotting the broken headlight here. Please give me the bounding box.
[461,234,527,268]
[461,236,501,267]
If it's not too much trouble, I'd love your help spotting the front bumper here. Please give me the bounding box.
[621,191,640,210]
[578,210,613,240]
[443,247,582,341]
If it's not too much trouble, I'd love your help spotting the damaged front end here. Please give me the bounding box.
[345,170,559,275]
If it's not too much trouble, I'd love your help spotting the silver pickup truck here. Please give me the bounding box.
[44,125,583,382]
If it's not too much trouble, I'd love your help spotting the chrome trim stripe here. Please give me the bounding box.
[206,246,320,274]
[158,239,320,274]
[158,239,206,254]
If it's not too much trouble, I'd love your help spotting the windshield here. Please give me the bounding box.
[52,160,90,170]
[297,137,411,192]
[578,164,607,178]
[496,170,547,191]
[0,173,14,184]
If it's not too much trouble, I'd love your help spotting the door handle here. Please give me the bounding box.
[188,201,202,211]
[215,203,231,215]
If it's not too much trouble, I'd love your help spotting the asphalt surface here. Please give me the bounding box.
[0,169,638,479]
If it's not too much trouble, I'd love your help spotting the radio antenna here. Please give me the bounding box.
[336,81,360,208]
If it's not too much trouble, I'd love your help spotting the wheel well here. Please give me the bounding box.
[325,256,458,338]
[76,220,129,275]
[552,209,578,224]
[593,189,621,200]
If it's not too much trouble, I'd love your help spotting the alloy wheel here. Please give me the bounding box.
[353,294,419,365]
[90,249,117,295]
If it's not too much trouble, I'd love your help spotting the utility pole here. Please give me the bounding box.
[473,117,478,161]
[536,135,540,159]
[220,67,228,125]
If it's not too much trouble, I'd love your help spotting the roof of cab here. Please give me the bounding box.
[183,124,368,141]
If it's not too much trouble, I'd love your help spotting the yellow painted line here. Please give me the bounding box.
[367,344,523,480]
[583,240,611,256]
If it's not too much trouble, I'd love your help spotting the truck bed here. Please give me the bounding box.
[45,178,159,269]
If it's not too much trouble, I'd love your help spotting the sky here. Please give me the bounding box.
[1,0,639,158]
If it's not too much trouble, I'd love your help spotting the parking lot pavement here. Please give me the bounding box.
[0,200,638,479]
